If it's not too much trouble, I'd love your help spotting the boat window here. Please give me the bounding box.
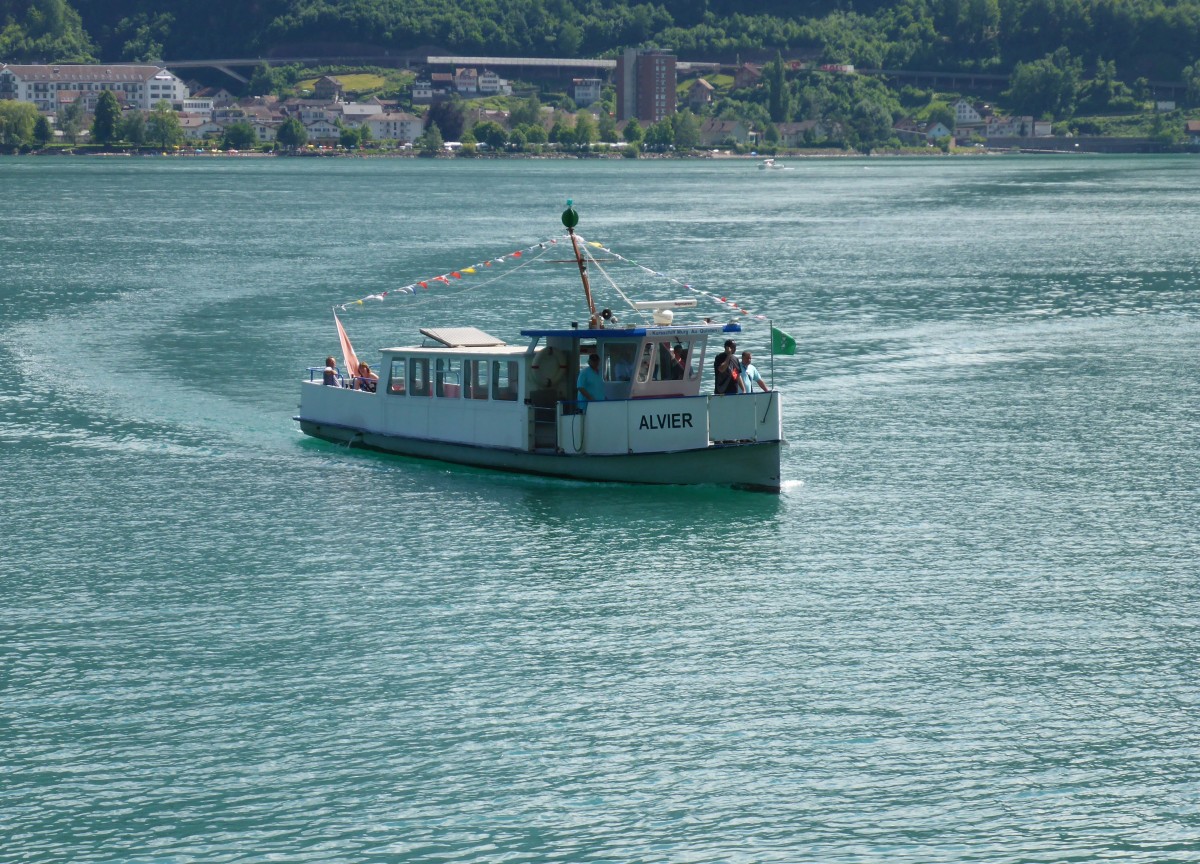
[388,357,407,395]
[604,343,637,382]
[684,341,703,381]
[492,359,518,401]
[436,358,462,398]
[409,358,431,397]
[466,359,489,400]
[636,342,661,384]
[668,341,691,381]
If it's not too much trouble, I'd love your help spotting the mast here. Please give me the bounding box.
[562,200,601,329]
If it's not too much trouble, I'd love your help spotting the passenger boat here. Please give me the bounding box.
[295,205,783,491]
[758,158,789,170]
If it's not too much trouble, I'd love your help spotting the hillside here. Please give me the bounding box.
[5,0,1200,86]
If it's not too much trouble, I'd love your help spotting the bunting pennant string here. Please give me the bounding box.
[576,235,770,322]
[335,235,563,311]
[334,231,772,325]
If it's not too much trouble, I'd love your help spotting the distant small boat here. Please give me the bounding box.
[758,158,789,170]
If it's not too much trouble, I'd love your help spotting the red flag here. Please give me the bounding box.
[335,313,359,385]
[451,271,462,279]
[419,281,428,288]
[512,251,522,258]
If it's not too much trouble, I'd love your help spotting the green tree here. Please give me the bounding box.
[223,120,257,150]
[57,100,83,144]
[0,101,40,147]
[851,100,894,152]
[120,110,146,145]
[472,120,508,149]
[146,99,183,149]
[924,101,955,131]
[672,110,700,150]
[33,113,54,146]
[276,116,307,150]
[557,21,582,55]
[114,11,173,62]
[549,116,573,145]
[0,0,96,63]
[643,118,674,151]
[766,51,792,123]
[598,113,618,143]
[1184,63,1200,108]
[338,124,359,149]
[248,63,282,96]
[521,123,547,144]
[509,95,542,127]
[426,100,465,140]
[417,121,444,156]
[507,127,527,151]
[573,112,598,147]
[457,129,478,156]
[622,117,644,146]
[1005,49,1082,118]
[91,90,122,145]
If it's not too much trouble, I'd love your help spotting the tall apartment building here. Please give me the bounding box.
[615,49,676,124]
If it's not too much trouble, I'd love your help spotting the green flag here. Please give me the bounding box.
[771,325,796,355]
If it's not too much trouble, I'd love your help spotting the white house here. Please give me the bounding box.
[304,118,340,144]
[454,68,478,94]
[478,69,511,95]
[573,78,602,107]
[698,118,752,146]
[952,98,984,128]
[363,111,424,143]
[338,102,383,124]
[412,79,433,102]
[175,97,214,116]
[183,118,223,141]
[251,121,278,142]
[0,63,188,112]
[925,121,952,141]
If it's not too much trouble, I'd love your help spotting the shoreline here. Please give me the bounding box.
[1,147,1104,159]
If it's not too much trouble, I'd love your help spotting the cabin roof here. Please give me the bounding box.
[521,323,740,340]
[419,326,506,347]
[379,344,528,357]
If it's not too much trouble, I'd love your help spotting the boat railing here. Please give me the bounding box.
[305,367,376,391]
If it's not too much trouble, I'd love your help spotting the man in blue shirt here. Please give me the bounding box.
[740,351,769,393]
[576,353,605,406]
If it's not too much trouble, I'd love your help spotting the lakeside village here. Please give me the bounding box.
[4,53,1200,157]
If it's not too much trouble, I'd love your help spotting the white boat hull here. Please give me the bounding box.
[298,418,782,492]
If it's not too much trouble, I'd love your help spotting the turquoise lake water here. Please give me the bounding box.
[2,154,1198,863]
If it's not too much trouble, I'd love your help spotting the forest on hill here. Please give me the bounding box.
[4,0,1200,86]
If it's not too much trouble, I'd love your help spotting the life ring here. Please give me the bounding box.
[531,346,567,388]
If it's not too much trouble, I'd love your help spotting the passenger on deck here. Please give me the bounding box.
[740,351,769,393]
[355,361,378,392]
[713,340,741,395]
[669,345,687,380]
[323,357,343,387]
[576,353,605,406]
